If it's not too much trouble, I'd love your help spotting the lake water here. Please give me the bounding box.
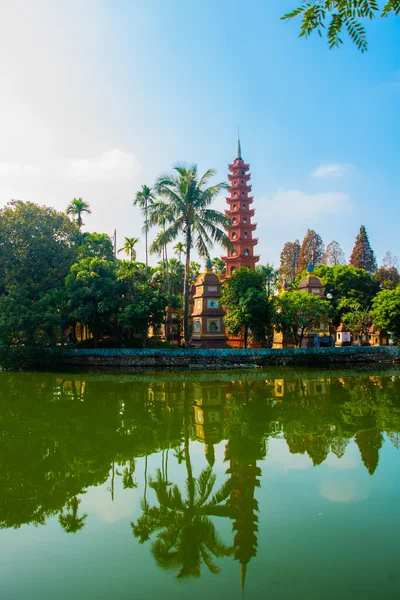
[1,369,400,600]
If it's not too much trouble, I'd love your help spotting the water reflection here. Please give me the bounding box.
[1,369,400,591]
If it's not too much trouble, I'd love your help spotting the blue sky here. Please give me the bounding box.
[0,0,399,266]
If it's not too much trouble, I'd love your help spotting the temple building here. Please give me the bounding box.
[221,139,259,277]
[191,258,228,348]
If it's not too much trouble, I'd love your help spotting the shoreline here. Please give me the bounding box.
[53,345,400,372]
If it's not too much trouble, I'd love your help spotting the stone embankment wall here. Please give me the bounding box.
[58,346,400,371]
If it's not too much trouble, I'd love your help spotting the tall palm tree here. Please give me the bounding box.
[173,241,186,262]
[118,236,139,262]
[150,165,232,346]
[134,185,155,272]
[66,197,91,229]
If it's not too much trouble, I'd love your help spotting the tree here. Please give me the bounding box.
[190,261,202,281]
[59,497,87,534]
[221,268,274,348]
[349,225,377,274]
[66,197,91,229]
[322,240,346,266]
[339,299,372,340]
[150,165,232,346]
[173,241,186,261]
[382,251,399,270]
[0,201,79,367]
[117,261,169,345]
[79,232,115,261]
[256,263,279,296]
[282,1,400,53]
[298,230,324,273]
[312,264,379,317]
[0,200,79,298]
[118,237,139,262]
[65,258,119,343]
[212,257,226,276]
[275,291,333,347]
[134,185,155,271]
[375,266,400,290]
[372,286,400,340]
[279,239,300,285]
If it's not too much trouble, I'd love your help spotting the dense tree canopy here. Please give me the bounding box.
[372,286,400,340]
[221,268,274,348]
[275,291,334,347]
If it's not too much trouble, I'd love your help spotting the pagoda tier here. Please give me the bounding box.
[221,139,259,277]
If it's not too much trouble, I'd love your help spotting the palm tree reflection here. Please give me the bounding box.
[132,466,232,577]
[58,496,87,534]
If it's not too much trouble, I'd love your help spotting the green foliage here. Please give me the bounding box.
[0,201,80,367]
[212,257,226,276]
[0,200,79,298]
[256,263,279,296]
[275,290,334,347]
[221,268,274,348]
[79,232,115,261]
[66,197,91,228]
[312,264,379,319]
[118,236,140,262]
[65,258,119,342]
[349,225,377,273]
[282,1,399,52]
[372,286,400,339]
[150,165,232,346]
[117,261,170,342]
[339,299,372,337]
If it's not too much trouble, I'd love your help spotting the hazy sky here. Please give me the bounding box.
[0,0,399,267]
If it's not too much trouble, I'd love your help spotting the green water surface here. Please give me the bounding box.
[1,368,400,600]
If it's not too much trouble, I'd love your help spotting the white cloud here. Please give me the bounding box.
[259,189,351,221]
[311,163,353,178]
[320,480,369,504]
[67,148,142,182]
[0,162,40,176]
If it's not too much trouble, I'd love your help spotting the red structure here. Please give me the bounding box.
[222,138,259,276]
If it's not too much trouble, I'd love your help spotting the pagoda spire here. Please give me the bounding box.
[236,126,242,160]
[221,139,259,277]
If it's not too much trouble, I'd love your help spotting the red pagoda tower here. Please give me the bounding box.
[222,138,259,276]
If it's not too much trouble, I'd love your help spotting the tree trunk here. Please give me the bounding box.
[145,198,148,272]
[244,327,248,349]
[183,229,192,347]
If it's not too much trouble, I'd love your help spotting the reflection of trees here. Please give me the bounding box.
[355,429,384,475]
[58,496,87,534]
[132,467,232,577]
[1,371,400,536]
[132,392,232,578]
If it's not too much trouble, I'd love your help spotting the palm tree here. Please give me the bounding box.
[134,185,155,272]
[66,197,91,229]
[118,236,139,262]
[173,241,186,262]
[150,165,232,346]
[59,496,87,534]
